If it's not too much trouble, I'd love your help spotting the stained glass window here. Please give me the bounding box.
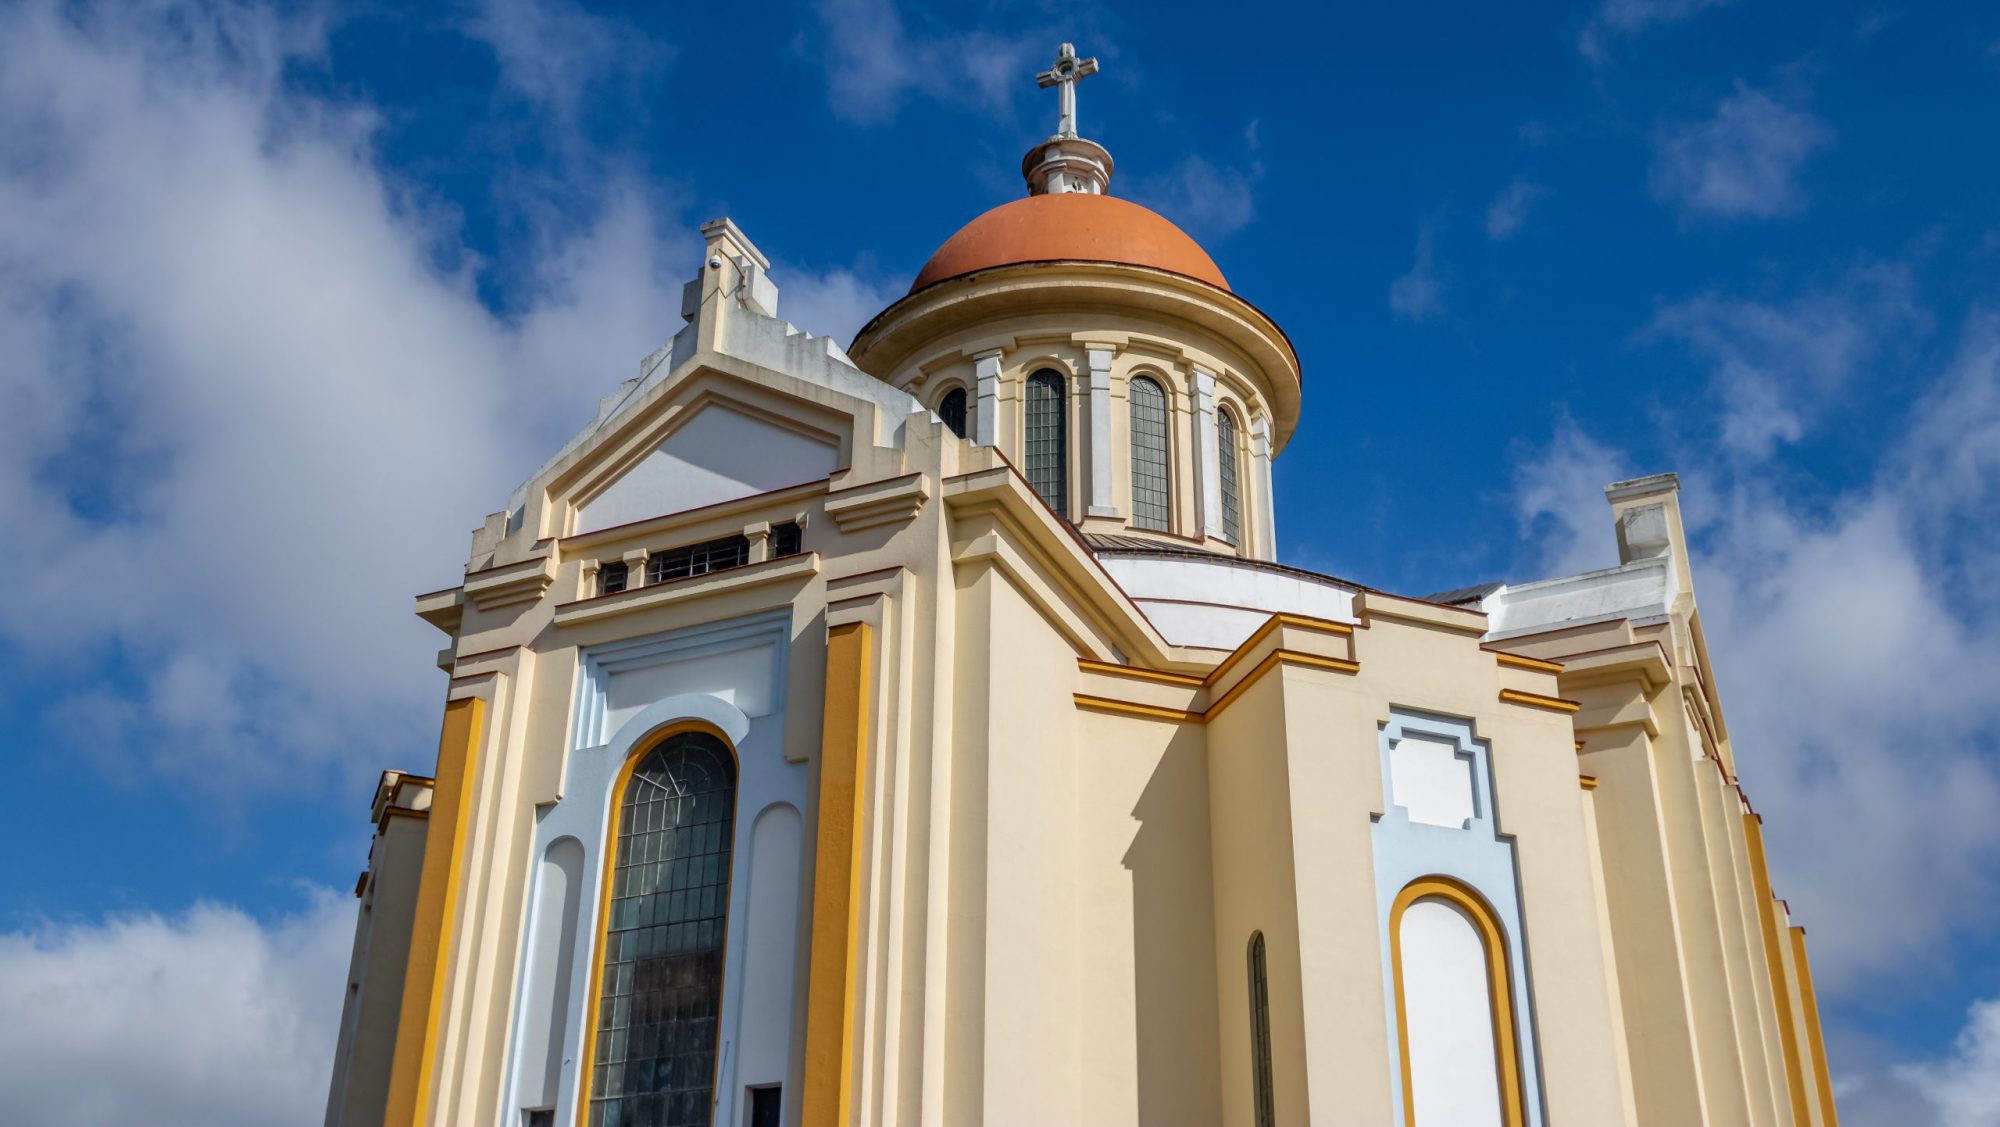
[1129,376,1171,530]
[589,732,737,1127]
[1249,931,1276,1127]
[1218,407,1242,544]
[937,388,968,439]
[1024,370,1068,517]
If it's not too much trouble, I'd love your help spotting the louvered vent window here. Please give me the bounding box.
[937,388,968,439]
[1024,369,1068,517]
[1218,407,1242,544]
[1129,376,1171,531]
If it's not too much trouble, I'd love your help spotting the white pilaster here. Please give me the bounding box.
[1192,369,1222,540]
[1250,414,1276,558]
[1086,347,1118,517]
[973,350,1003,447]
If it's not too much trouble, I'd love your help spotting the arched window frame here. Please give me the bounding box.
[1247,931,1277,1127]
[934,384,970,440]
[1388,875,1527,1127]
[577,722,742,1127]
[1023,367,1071,518]
[1216,402,1245,546]
[1127,372,1172,531]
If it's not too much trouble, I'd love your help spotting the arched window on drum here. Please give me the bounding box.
[1024,369,1069,517]
[1128,375,1171,530]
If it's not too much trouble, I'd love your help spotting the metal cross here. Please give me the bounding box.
[1036,42,1100,139]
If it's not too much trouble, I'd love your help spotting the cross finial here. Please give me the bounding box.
[1035,42,1100,140]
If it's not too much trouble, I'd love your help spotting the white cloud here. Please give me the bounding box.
[467,0,649,123]
[1389,226,1443,321]
[0,1,692,785]
[775,265,901,347]
[1511,420,1630,577]
[1130,155,1259,242]
[809,0,1044,125]
[1898,997,2000,1127]
[1650,82,1834,219]
[1581,0,1734,61]
[0,890,353,1127]
[1484,178,1548,240]
[1644,265,1925,460]
[1514,306,2000,994]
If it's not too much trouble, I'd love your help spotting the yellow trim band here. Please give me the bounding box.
[1073,694,1203,723]
[1493,651,1564,673]
[1075,658,1206,686]
[1497,688,1581,714]
[1579,774,1599,790]
[1745,814,1814,1125]
[1388,876,1526,1127]
[383,696,485,1126]
[800,622,873,1127]
[1790,926,1840,1126]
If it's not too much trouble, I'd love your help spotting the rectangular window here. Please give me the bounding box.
[749,1085,782,1127]
[647,533,750,585]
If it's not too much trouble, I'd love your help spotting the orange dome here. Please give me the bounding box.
[910,193,1228,294]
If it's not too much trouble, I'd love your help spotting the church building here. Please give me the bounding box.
[324,45,1840,1127]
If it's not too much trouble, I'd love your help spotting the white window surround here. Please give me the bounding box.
[506,609,808,1127]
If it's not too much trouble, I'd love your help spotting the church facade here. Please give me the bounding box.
[324,46,1840,1127]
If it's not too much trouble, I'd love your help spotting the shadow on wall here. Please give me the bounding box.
[1124,725,1224,1125]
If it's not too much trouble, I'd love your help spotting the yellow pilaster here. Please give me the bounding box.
[800,622,874,1127]
[1743,813,1813,1125]
[383,696,485,1126]
[1790,927,1841,1126]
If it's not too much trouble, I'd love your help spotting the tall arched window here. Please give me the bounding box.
[1247,931,1276,1127]
[1218,407,1243,544]
[587,730,738,1127]
[937,387,968,439]
[1128,375,1171,530]
[1389,877,1524,1127]
[1024,369,1068,517]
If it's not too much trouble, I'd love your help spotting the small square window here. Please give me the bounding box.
[771,521,802,557]
[599,561,629,596]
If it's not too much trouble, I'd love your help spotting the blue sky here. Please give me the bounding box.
[0,0,1996,1122]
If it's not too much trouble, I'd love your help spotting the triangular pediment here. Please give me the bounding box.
[571,395,840,535]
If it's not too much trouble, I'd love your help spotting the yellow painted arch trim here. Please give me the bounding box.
[574,718,741,1126]
[1388,876,1527,1127]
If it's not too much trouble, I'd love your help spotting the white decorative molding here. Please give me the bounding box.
[1192,368,1222,539]
[1086,347,1119,517]
[551,553,818,629]
[973,349,1003,447]
[1250,413,1276,557]
[824,472,931,532]
[463,556,556,612]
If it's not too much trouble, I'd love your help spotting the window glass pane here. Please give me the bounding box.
[771,522,802,557]
[1219,409,1242,544]
[1024,370,1068,517]
[1129,377,1171,530]
[937,388,968,439]
[589,733,736,1127]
